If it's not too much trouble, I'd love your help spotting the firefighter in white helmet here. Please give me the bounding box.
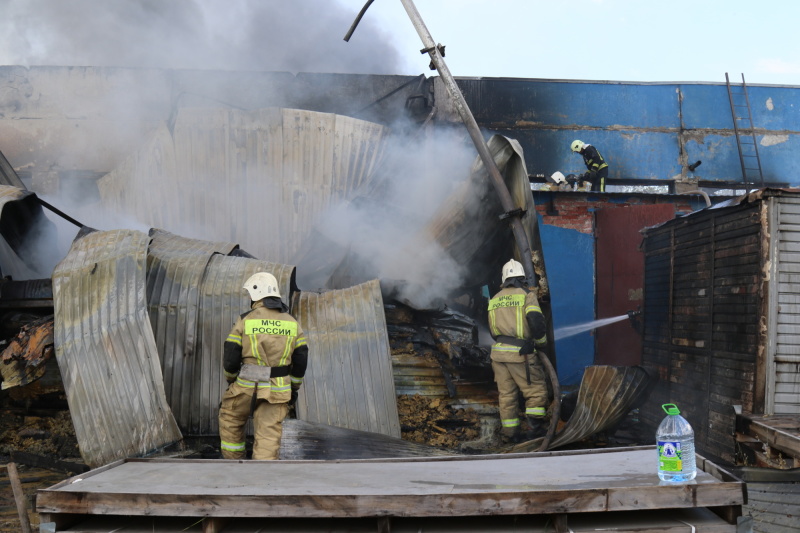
[571,139,608,192]
[487,259,549,443]
[218,271,309,460]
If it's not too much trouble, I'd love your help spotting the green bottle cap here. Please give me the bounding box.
[662,403,680,415]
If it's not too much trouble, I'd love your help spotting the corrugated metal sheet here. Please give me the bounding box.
[0,149,25,188]
[186,253,295,436]
[292,279,400,437]
[767,196,800,415]
[507,365,652,453]
[640,195,767,463]
[146,228,266,435]
[97,108,388,265]
[52,229,182,468]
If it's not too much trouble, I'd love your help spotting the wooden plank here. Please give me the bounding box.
[36,448,744,519]
[738,415,800,459]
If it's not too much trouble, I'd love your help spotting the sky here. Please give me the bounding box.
[0,0,798,85]
[336,0,800,85]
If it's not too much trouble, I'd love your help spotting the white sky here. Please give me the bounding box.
[0,0,797,86]
[336,0,800,85]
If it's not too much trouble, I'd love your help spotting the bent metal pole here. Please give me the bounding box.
[397,0,559,451]
[397,0,537,286]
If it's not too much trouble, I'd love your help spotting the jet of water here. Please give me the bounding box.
[554,314,629,341]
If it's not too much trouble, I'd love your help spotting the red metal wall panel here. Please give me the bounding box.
[595,204,675,365]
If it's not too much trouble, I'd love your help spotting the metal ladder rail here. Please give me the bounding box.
[725,73,765,186]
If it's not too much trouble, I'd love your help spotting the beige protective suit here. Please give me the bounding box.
[219,299,307,460]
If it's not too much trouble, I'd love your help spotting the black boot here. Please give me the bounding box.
[526,417,548,440]
[501,427,523,444]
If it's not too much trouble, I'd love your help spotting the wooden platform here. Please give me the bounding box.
[36,446,745,532]
[736,413,800,468]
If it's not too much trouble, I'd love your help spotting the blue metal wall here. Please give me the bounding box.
[538,216,595,385]
[456,78,800,185]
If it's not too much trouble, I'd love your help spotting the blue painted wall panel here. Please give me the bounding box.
[539,217,595,386]
[462,78,800,186]
[462,80,680,128]
[490,128,682,181]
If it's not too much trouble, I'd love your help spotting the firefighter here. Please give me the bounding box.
[218,271,308,460]
[488,259,549,443]
[571,139,608,192]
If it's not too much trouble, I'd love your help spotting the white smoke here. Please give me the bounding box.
[0,0,409,75]
[301,125,485,309]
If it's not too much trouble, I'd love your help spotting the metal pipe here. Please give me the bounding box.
[682,190,711,208]
[343,0,375,42]
[397,0,537,287]
[34,196,85,228]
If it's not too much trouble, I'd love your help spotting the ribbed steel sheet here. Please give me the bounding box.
[97,108,388,264]
[180,253,295,436]
[507,365,653,453]
[292,279,400,437]
[145,228,237,433]
[52,229,182,468]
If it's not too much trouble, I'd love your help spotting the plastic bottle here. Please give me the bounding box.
[656,403,696,482]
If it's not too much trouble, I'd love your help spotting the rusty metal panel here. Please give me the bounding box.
[640,200,766,464]
[769,196,800,415]
[595,205,675,366]
[187,253,295,436]
[292,279,400,437]
[52,229,182,468]
[97,108,388,265]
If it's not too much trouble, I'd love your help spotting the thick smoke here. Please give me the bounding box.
[299,126,486,309]
[0,0,404,74]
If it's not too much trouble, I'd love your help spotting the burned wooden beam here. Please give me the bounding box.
[0,315,54,390]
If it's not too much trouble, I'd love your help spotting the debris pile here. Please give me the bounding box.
[397,394,481,449]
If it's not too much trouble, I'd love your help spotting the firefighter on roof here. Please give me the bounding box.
[571,139,609,192]
[218,271,308,460]
[488,259,549,443]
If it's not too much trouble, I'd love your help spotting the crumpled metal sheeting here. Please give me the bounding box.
[280,419,454,460]
[424,134,547,291]
[0,185,59,280]
[190,253,295,436]
[548,365,652,449]
[52,229,182,468]
[292,279,401,438]
[0,149,25,189]
[97,108,388,265]
[145,228,239,433]
[507,365,653,453]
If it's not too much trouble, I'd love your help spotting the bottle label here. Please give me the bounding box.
[658,440,683,472]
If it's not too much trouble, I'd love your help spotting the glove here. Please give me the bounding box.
[289,389,299,406]
[519,339,536,356]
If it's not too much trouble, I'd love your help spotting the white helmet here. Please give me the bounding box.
[501,259,525,284]
[243,272,281,301]
[570,139,585,153]
[549,171,567,185]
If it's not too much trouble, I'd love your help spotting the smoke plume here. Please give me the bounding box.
[0,0,405,74]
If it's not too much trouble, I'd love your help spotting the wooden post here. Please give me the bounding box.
[6,463,33,533]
